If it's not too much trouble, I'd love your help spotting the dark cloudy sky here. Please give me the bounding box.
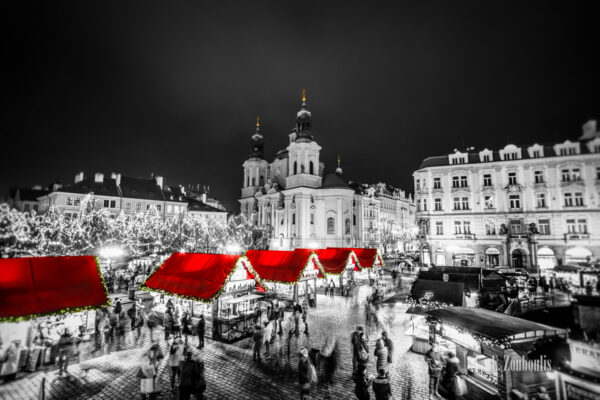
[4,1,599,211]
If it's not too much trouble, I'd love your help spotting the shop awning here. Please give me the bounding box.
[426,307,565,341]
[245,249,325,284]
[410,279,465,306]
[0,256,110,322]
[310,248,356,275]
[141,253,262,303]
[328,248,384,269]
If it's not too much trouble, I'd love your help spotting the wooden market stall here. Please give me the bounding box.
[141,252,266,343]
[245,249,325,308]
[0,256,110,377]
[425,307,566,400]
[329,247,385,285]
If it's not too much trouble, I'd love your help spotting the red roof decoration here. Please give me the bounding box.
[245,249,325,284]
[328,248,385,269]
[309,248,356,275]
[0,256,110,322]
[141,253,262,303]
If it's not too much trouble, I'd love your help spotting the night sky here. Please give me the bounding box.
[5,1,599,211]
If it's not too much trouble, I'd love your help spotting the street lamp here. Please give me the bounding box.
[225,243,242,254]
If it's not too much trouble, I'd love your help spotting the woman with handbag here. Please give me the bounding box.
[357,332,370,369]
[374,339,389,377]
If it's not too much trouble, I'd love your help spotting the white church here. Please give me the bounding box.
[239,91,359,250]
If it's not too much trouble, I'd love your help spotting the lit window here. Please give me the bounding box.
[66,197,73,206]
[74,197,81,206]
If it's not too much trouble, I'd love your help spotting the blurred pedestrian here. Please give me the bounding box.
[442,351,461,400]
[533,386,551,400]
[179,351,202,400]
[301,297,309,334]
[139,344,163,400]
[56,328,73,376]
[298,347,316,400]
[172,305,182,338]
[196,315,205,349]
[353,363,372,400]
[164,307,173,341]
[374,339,388,377]
[381,331,394,364]
[181,312,192,346]
[328,280,336,297]
[357,332,370,370]
[168,337,184,391]
[372,368,392,400]
[351,326,364,375]
[253,324,263,362]
[425,343,443,399]
[320,335,339,386]
[263,320,274,357]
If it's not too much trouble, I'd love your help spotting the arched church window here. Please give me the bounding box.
[252,177,256,186]
[292,213,296,225]
[310,195,315,204]
[327,217,335,235]
[345,219,351,234]
[309,161,314,175]
[293,161,298,175]
[260,175,264,185]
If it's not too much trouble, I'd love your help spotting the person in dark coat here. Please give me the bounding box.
[381,331,394,364]
[181,312,192,346]
[179,351,204,400]
[252,324,263,362]
[372,368,392,400]
[196,315,205,349]
[353,363,372,400]
[320,335,338,385]
[298,347,313,400]
[351,326,364,375]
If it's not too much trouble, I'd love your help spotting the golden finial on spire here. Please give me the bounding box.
[256,116,260,128]
[302,89,306,103]
[337,155,341,166]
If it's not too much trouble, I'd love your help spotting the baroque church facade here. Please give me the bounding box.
[239,91,359,250]
[239,91,416,251]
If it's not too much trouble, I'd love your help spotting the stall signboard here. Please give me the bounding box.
[443,324,481,353]
[569,340,600,372]
[565,381,600,400]
[302,263,320,279]
[223,263,255,294]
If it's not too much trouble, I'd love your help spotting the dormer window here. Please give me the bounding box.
[479,149,493,163]
[449,151,468,165]
[499,144,522,161]
[527,144,544,158]
[586,138,600,153]
[554,140,580,157]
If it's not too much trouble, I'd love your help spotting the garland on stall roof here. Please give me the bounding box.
[319,252,356,277]
[252,253,326,286]
[426,316,513,349]
[405,296,453,311]
[0,256,112,323]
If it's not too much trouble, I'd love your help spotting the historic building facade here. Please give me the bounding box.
[413,120,600,273]
[239,91,415,250]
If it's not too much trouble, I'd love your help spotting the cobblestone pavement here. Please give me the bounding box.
[0,293,428,400]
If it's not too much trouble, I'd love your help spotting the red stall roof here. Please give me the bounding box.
[0,256,110,322]
[328,248,385,269]
[141,253,262,303]
[310,248,357,275]
[245,249,325,284]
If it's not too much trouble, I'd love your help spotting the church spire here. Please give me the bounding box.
[336,155,343,175]
[295,89,313,143]
[249,116,264,159]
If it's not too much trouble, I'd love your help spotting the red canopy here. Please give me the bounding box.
[142,253,261,303]
[328,248,385,269]
[310,248,356,275]
[0,256,110,322]
[245,249,325,284]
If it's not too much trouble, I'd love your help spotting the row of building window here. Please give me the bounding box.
[432,218,587,236]
[417,167,598,191]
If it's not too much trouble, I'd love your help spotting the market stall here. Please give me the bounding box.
[311,248,358,296]
[329,248,385,284]
[0,256,110,378]
[555,339,600,400]
[406,279,466,353]
[141,252,266,343]
[245,249,325,307]
[425,307,566,400]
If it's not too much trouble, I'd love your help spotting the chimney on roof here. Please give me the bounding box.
[94,173,104,183]
[580,119,598,140]
[201,193,207,203]
[110,172,122,186]
[180,185,186,196]
[51,182,62,192]
[75,171,84,183]
[32,185,42,190]
[156,176,163,189]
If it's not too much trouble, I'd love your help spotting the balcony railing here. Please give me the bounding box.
[564,233,590,241]
[454,233,476,240]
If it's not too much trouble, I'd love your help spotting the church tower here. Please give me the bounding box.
[285,90,322,189]
[241,117,269,214]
